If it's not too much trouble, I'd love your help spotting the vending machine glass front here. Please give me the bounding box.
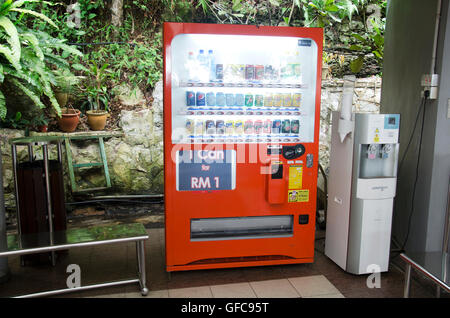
[170,34,318,145]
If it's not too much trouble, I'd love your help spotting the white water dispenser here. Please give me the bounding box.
[324,78,400,275]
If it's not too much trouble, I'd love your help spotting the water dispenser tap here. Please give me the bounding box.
[380,144,391,159]
[367,144,378,160]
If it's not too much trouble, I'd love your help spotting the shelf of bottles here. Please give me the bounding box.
[171,44,317,145]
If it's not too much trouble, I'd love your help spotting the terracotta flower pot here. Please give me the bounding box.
[86,110,108,131]
[58,108,80,132]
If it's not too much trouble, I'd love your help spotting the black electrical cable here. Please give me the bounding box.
[398,96,427,172]
[399,93,429,251]
[67,41,137,47]
[65,198,164,206]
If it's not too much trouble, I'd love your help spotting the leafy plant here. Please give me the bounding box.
[0,0,83,119]
[301,0,359,27]
[0,111,29,129]
[53,68,82,93]
[349,14,385,73]
[30,112,48,127]
[80,60,110,112]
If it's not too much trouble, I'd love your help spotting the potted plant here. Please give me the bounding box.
[57,105,81,132]
[81,61,110,131]
[53,69,82,108]
[31,114,49,132]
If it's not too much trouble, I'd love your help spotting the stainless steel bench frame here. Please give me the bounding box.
[401,178,450,298]
[0,233,149,298]
[4,137,150,298]
[401,252,449,298]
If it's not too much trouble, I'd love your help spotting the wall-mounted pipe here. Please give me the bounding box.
[338,75,356,142]
[431,0,442,74]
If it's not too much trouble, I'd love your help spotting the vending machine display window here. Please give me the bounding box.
[170,33,318,145]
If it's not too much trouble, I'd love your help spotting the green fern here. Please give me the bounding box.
[0,91,5,120]
[0,0,80,120]
[21,32,43,61]
[0,16,20,63]
[9,0,54,10]
[10,8,58,29]
[3,64,43,91]
[9,77,46,110]
[0,44,21,71]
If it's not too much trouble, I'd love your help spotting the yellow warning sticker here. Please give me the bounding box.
[288,189,309,203]
[288,165,303,189]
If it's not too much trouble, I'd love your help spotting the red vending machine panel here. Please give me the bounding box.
[163,22,322,271]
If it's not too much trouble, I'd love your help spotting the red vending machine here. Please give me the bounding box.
[163,22,322,272]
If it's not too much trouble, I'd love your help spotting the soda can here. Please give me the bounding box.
[225,120,234,135]
[195,120,204,135]
[234,120,244,134]
[292,93,301,107]
[196,91,206,106]
[254,120,263,134]
[245,65,255,80]
[216,120,225,134]
[216,92,225,106]
[186,91,196,106]
[264,65,273,81]
[245,94,254,107]
[244,120,254,134]
[273,93,282,107]
[272,120,281,134]
[282,119,291,134]
[206,92,216,106]
[224,64,233,82]
[235,93,245,106]
[292,63,301,79]
[283,93,292,107]
[255,94,264,107]
[185,119,194,135]
[226,93,236,106]
[216,64,224,81]
[264,94,273,107]
[263,119,272,134]
[271,67,280,81]
[255,65,264,81]
[236,64,245,81]
[291,119,299,134]
[206,120,216,134]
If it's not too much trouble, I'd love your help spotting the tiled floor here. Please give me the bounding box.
[0,227,445,298]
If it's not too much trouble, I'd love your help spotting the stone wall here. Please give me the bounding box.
[0,76,380,217]
[319,76,382,171]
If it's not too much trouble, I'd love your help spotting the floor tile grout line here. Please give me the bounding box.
[247,280,259,298]
[286,277,303,298]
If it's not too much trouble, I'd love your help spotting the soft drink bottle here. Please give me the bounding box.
[186,51,197,82]
[208,49,216,82]
[197,49,208,81]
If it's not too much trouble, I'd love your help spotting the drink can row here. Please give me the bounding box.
[186,91,207,106]
[221,64,287,82]
[186,119,299,135]
[187,91,301,107]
